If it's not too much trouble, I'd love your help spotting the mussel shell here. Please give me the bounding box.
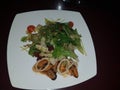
[43,69,57,80]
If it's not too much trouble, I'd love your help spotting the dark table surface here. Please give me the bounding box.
[0,0,119,90]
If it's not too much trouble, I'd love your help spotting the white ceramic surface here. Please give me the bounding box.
[7,10,97,90]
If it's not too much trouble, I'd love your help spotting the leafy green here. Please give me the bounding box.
[52,46,77,59]
[76,39,87,55]
[21,18,86,58]
[30,34,40,43]
[28,44,40,56]
[21,36,27,42]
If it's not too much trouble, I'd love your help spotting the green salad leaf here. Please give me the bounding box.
[52,46,77,59]
[21,18,86,59]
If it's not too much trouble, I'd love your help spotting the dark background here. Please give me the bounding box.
[0,0,119,90]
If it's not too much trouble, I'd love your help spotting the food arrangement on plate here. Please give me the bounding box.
[21,18,86,80]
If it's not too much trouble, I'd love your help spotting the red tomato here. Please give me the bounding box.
[68,21,74,28]
[27,25,35,33]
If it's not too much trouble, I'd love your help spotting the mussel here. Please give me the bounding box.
[68,64,79,78]
[43,69,57,80]
[32,58,57,80]
[57,59,70,76]
[34,58,52,72]
[32,58,79,80]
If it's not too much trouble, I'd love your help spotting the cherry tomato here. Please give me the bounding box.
[68,21,74,28]
[27,25,35,33]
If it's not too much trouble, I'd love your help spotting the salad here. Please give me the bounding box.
[21,18,86,80]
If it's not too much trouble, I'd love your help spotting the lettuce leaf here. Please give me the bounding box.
[52,46,77,59]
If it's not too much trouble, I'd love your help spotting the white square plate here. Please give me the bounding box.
[7,10,97,90]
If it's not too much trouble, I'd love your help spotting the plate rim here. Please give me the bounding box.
[7,9,97,89]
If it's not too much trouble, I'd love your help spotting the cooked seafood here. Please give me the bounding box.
[33,58,79,80]
[68,64,79,78]
[57,59,69,76]
[32,58,57,80]
[34,58,52,72]
[43,69,57,80]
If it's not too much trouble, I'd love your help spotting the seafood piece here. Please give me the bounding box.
[34,58,53,72]
[52,61,60,73]
[57,59,70,76]
[43,69,57,80]
[68,64,79,78]
[32,58,57,80]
